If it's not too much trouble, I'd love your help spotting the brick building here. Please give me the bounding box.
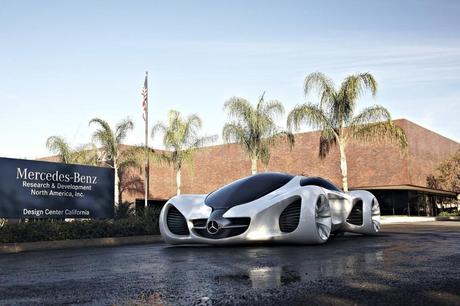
[40,119,459,216]
[121,119,458,216]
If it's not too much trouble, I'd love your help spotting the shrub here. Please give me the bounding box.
[438,211,460,217]
[115,201,135,219]
[0,207,161,244]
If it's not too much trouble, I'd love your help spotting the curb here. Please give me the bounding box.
[436,216,460,221]
[380,216,436,224]
[0,235,163,254]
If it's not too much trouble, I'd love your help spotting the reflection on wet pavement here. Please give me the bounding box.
[159,244,386,290]
[0,223,459,305]
[249,266,301,288]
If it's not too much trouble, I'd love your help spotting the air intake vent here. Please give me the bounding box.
[166,206,189,235]
[192,219,207,228]
[347,200,363,226]
[279,198,301,233]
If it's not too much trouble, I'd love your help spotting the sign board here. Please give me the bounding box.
[0,157,114,218]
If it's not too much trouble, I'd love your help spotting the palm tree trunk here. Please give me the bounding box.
[114,162,119,207]
[176,169,181,195]
[338,142,348,192]
[118,171,123,205]
[251,158,258,175]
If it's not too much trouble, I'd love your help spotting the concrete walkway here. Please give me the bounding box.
[0,235,163,254]
[381,216,436,224]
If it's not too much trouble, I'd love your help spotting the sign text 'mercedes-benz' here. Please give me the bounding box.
[0,157,114,218]
[17,168,99,185]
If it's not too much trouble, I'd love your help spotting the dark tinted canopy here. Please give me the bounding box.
[299,176,342,192]
[205,172,294,210]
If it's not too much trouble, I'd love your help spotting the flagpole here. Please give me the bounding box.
[144,71,149,209]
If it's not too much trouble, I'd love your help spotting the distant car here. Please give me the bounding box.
[159,172,381,245]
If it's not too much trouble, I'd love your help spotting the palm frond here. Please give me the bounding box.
[318,129,337,159]
[351,105,391,125]
[222,123,247,143]
[151,122,167,143]
[287,103,334,132]
[223,94,293,170]
[186,114,202,130]
[296,71,403,191]
[339,73,378,100]
[223,122,253,155]
[118,146,144,171]
[115,118,134,145]
[260,98,285,119]
[89,118,112,134]
[224,97,253,123]
[151,110,215,172]
[265,130,295,149]
[46,136,72,163]
[257,144,271,167]
[256,91,266,111]
[338,73,377,114]
[349,105,391,138]
[326,73,377,127]
[352,121,408,149]
[304,72,336,107]
[178,149,195,170]
[72,143,98,165]
[182,113,202,147]
[89,118,117,159]
[118,158,142,172]
[193,134,219,148]
[151,151,173,167]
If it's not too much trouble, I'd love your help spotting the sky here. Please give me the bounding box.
[1,0,459,159]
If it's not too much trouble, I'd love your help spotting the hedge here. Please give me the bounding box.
[0,208,160,244]
[438,210,460,217]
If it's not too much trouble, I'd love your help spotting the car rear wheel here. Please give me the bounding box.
[315,194,332,242]
[371,198,381,233]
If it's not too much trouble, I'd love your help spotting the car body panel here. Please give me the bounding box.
[159,173,381,245]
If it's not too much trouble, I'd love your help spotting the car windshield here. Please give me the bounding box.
[205,172,294,210]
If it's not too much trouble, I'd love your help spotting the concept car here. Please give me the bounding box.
[159,172,381,245]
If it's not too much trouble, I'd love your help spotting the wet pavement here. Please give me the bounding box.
[0,222,459,305]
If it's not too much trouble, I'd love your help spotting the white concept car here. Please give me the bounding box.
[159,172,381,245]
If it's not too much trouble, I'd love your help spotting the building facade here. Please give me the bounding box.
[122,119,459,216]
[42,119,460,216]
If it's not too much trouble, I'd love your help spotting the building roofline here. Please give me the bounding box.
[351,184,457,196]
[145,118,458,151]
[393,118,459,144]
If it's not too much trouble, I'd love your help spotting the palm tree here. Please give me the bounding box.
[222,93,294,175]
[152,110,217,195]
[287,72,407,192]
[46,136,97,165]
[89,118,143,205]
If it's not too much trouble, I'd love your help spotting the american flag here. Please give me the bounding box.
[142,73,148,121]
[141,72,149,209]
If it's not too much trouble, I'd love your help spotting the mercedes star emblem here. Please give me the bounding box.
[206,220,220,235]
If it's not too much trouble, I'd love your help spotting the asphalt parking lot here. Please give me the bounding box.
[0,222,459,305]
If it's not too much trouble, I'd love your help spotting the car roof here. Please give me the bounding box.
[204,172,342,210]
[205,172,294,210]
